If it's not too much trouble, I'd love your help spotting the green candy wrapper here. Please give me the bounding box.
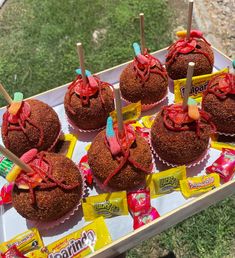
[0,152,14,178]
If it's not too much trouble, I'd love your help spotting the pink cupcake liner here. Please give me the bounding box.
[148,133,211,168]
[67,116,105,133]
[122,90,168,112]
[28,168,87,230]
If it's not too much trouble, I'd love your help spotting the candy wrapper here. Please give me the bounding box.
[79,154,93,185]
[82,191,128,221]
[1,245,26,258]
[211,134,235,151]
[174,68,228,103]
[146,166,186,198]
[141,115,155,129]
[206,148,235,182]
[127,189,160,229]
[0,152,14,178]
[44,217,112,257]
[0,183,13,205]
[54,134,77,158]
[110,101,141,123]
[180,173,220,198]
[0,228,44,255]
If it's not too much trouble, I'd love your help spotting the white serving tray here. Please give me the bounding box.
[0,46,234,258]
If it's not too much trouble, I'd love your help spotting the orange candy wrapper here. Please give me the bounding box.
[44,217,112,257]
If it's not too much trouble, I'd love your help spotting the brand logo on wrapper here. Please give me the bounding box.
[188,177,215,190]
[48,230,96,258]
[180,82,208,97]
[159,176,179,192]
[94,201,120,217]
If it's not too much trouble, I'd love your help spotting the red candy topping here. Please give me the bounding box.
[67,74,113,113]
[2,102,44,149]
[15,150,80,204]
[103,124,152,188]
[133,50,167,85]
[162,104,216,137]
[204,73,235,99]
[166,30,212,66]
[2,245,26,258]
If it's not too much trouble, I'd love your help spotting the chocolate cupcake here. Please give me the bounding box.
[88,119,152,190]
[11,150,83,222]
[64,74,114,131]
[202,73,235,134]
[120,45,168,107]
[166,30,214,80]
[2,99,61,157]
[151,103,215,165]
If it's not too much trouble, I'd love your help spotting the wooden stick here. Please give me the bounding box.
[76,43,87,84]
[113,84,124,135]
[183,62,195,109]
[139,13,145,55]
[186,0,194,40]
[0,145,33,173]
[0,83,13,105]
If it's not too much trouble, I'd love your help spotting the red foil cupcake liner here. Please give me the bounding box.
[122,91,168,112]
[66,116,105,133]
[28,168,87,230]
[148,134,210,168]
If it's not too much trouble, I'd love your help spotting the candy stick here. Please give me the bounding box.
[113,84,124,135]
[0,145,33,173]
[186,0,194,40]
[183,62,195,109]
[76,43,87,84]
[139,13,145,55]
[0,83,12,105]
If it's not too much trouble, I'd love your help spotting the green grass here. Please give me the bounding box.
[0,1,235,257]
[0,0,171,106]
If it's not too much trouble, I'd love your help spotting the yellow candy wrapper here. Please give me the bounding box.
[110,101,141,123]
[26,249,47,258]
[82,191,128,221]
[45,217,112,257]
[55,134,78,158]
[146,166,186,198]
[0,228,44,255]
[141,115,155,129]
[174,68,228,103]
[211,134,235,151]
[180,173,220,198]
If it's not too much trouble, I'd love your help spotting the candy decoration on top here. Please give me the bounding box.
[165,0,214,80]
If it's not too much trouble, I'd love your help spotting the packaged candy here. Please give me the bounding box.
[0,228,44,255]
[0,183,14,205]
[45,217,112,257]
[54,134,77,158]
[141,115,155,129]
[1,245,26,258]
[110,101,141,123]
[0,152,14,178]
[133,207,160,230]
[78,154,93,185]
[174,68,228,103]
[180,173,220,198]
[127,188,151,216]
[211,134,235,151]
[206,148,235,182]
[146,166,186,198]
[82,191,128,221]
[25,249,47,258]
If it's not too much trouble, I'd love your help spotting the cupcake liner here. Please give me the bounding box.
[217,131,235,137]
[148,133,211,168]
[122,90,168,112]
[27,168,87,230]
[67,116,105,133]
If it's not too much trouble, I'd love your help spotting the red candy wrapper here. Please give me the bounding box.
[206,148,235,182]
[127,189,151,216]
[127,188,160,229]
[133,207,160,230]
[0,183,13,205]
[78,154,93,185]
[1,245,26,258]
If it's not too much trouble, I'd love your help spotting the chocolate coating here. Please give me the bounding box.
[166,40,214,80]
[64,87,114,130]
[2,99,61,157]
[120,63,168,104]
[88,130,152,190]
[202,93,235,134]
[151,113,210,165]
[12,152,83,222]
